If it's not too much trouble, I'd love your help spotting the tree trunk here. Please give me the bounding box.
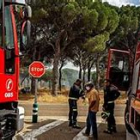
[87,67,91,81]
[59,61,64,91]
[49,80,51,91]
[52,30,65,96]
[30,47,38,95]
[31,77,36,94]
[52,53,59,96]
[95,55,100,90]
[52,34,62,96]
[87,59,94,81]
[82,69,86,88]
[79,66,82,79]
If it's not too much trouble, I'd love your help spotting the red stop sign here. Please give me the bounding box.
[29,61,45,78]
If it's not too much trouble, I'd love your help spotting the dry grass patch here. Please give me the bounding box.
[19,88,69,103]
[19,93,34,101]
[19,88,127,104]
[37,92,68,103]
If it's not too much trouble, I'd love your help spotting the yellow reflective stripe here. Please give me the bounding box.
[69,97,77,100]
[73,109,77,111]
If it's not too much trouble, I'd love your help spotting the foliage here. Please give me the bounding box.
[84,32,109,52]
[109,5,140,54]
[41,70,53,81]
[25,0,140,92]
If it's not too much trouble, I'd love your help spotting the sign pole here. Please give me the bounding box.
[29,61,45,123]
[35,79,38,103]
[32,79,39,123]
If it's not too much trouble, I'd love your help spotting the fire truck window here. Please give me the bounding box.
[13,5,28,51]
[5,6,14,49]
[110,51,130,91]
[111,53,129,72]
[4,6,15,74]
[13,5,23,47]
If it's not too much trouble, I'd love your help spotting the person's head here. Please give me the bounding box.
[75,79,82,86]
[85,81,94,92]
[104,79,112,86]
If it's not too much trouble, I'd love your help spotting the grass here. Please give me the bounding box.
[19,88,69,103]
[19,88,127,104]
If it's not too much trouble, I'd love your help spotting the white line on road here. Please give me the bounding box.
[73,127,88,140]
[21,120,64,140]
[73,117,102,140]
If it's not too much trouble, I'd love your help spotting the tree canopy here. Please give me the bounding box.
[25,0,140,94]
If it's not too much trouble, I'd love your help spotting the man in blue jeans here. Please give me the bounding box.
[83,82,100,140]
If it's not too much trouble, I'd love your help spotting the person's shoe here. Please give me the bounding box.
[69,121,73,127]
[93,135,98,140]
[69,123,73,127]
[103,129,112,134]
[111,127,117,133]
[93,137,98,140]
[112,129,117,133]
[72,125,81,129]
[82,132,89,137]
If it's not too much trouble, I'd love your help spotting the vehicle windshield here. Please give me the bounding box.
[4,5,15,74]
[13,5,27,49]
[14,5,23,47]
[5,5,14,49]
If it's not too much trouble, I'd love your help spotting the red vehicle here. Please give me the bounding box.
[107,43,140,139]
[0,0,31,139]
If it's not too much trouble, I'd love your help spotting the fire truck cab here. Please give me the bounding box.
[107,45,140,139]
[0,0,31,139]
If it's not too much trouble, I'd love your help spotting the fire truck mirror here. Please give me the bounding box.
[14,5,32,20]
[20,20,31,51]
[25,5,32,19]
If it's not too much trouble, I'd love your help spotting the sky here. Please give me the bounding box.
[102,0,140,7]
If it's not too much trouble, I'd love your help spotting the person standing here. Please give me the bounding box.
[83,82,100,140]
[68,79,84,129]
[103,79,120,134]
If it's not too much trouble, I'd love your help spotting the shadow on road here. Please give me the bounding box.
[97,123,126,140]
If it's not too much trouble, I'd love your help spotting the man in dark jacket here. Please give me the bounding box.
[68,79,84,129]
[103,79,120,134]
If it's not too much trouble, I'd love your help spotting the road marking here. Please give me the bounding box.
[21,120,64,140]
[73,127,88,140]
[73,118,102,140]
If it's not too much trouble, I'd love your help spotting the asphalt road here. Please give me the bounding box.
[15,102,126,140]
[19,101,126,117]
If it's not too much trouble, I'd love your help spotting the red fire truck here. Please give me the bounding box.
[0,0,31,139]
[107,42,140,139]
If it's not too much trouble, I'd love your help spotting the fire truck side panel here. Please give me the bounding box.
[0,74,18,102]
